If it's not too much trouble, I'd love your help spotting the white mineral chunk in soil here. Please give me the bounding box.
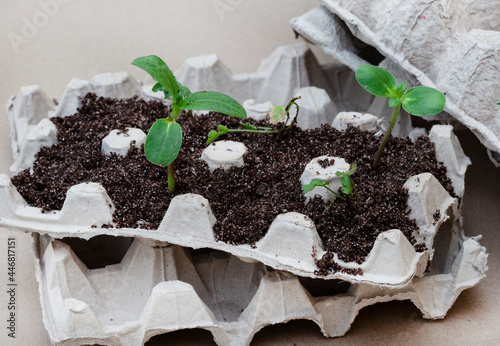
[243,99,273,121]
[201,140,247,172]
[101,128,146,156]
[332,112,381,133]
[300,155,351,204]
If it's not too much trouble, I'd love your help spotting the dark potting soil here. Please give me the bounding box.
[11,93,456,275]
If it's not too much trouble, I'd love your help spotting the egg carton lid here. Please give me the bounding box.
[291,1,500,164]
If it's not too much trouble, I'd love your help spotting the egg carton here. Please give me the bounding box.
[1,45,479,287]
[291,0,500,163]
[31,225,486,346]
[0,122,471,287]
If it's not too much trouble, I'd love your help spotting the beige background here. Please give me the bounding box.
[0,1,499,345]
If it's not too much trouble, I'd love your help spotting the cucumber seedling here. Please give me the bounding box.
[132,55,247,193]
[302,163,358,213]
[355,64,446,168]
[207,96,301,144]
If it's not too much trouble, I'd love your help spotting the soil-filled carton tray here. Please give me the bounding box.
[1,45,484,288]
[291,0,500,165]
[31,230,486,346]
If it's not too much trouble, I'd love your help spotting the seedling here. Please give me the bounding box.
[132,55,247,193]
[207,97,301,144]
[336,163,359,202]
[302,163,358,212]
[355,64,446,168]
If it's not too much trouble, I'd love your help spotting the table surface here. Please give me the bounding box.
[1,1,499,345]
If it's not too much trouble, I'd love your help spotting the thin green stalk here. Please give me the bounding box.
[324,197,337,213]
[350,177,359,202]
[228,129,279,135]
[324,186,345,200]
[373,104,400,169]
[167,163,175,193]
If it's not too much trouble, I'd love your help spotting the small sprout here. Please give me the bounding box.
[302,178,331,193]
[132,55,247,193]
[355,64,446,168]
[302,163,358,213]
[206,97,301,144]
[302,178,344,213]
[335,163,359,202]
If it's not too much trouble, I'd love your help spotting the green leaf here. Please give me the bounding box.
[132,55,179,102]
[181,91,247,118]
[302,179,328,193]
[270,105,287,122]
[152,82,163,93]
[206,125,229,144]
[151,82,171,99]
[355,64,397,98]
[179,84,191,98]
[401,86,446,116]
[340,175,352,194]
[207,130,224,144]
[388,96,401,107]
[144,119,183,167]
[217,125,229,132]
[395,81,409,97]
[336,163,357,177]
[348,163,357,175]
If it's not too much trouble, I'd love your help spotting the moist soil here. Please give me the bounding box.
[11,93,455,275]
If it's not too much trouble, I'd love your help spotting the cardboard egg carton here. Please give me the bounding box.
[31,229,486,346]
[1,45,478,287]
[0,126,470,286]
[291,0,500,164]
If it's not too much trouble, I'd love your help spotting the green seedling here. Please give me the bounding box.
[132,55,247,193]
[355,64,446,168]
[336,163,359,202]
[207,96,301,144]
[302,163,358,212]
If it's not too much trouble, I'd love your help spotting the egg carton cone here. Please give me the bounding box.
[1,45,479,287]
[31,226,487,346]
[291,0,500,164]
